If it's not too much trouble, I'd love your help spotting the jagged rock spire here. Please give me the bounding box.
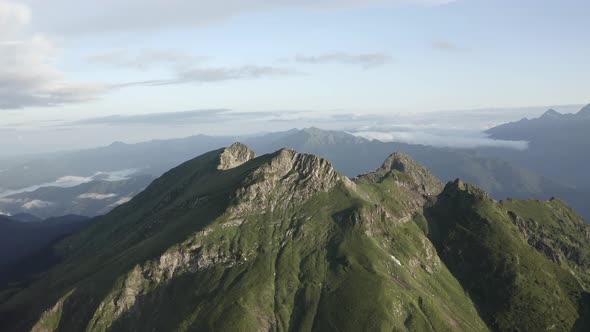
[217,142,256,170]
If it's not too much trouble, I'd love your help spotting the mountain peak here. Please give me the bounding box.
[380,151,443,195]
[381,151,414,171]
[216,142,256,170]
[540,108,561,119]
[298,127,367,144]
[442,178,491,200]
[229,148,354,214]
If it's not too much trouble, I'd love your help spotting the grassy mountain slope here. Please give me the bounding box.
[0,144,486,331]
[425,180,590,331]
[1,144,589,331]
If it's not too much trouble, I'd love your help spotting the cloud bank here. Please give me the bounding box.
[0,0,106,109]
[0,168,138,197]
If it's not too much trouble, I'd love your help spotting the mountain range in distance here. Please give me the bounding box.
[484,104,590,190]
[1,105,588,222]
[1,143,589,331]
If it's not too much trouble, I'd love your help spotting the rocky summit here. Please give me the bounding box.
[1,144,589,332]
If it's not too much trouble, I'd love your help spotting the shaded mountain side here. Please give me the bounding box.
[6,213,42,223]
[1,145,589,331]
[0,214,90,285]
[0,175,154,219]
[424,180,590,331]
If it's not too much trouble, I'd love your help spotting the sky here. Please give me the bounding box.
[0,0,589,155]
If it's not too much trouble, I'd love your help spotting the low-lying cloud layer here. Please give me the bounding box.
[352,130,529,150]
[22,199,53,209]
[78,193,118,200]
[0,168,138,198]
[108,197,132,208]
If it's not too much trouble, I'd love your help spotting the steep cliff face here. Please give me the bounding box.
[1,144,589,332]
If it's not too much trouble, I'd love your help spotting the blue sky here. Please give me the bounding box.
[0,0,588,154]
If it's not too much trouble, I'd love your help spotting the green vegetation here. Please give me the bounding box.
[426,180,590,331]
[1,145,589,331]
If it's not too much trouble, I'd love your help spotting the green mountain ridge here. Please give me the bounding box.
[1,143,589,331]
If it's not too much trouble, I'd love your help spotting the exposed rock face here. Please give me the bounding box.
[217,142,257,170]
[230,148,354,214]
[89,233,246,330]
[380,151,444,196]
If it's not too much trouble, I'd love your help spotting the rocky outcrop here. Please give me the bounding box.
[230,148,355,215]
[88,232,247,330]
[381,152,443,196]
[217,142,257,170]
[359,151,443,196]
[440,178,492,201]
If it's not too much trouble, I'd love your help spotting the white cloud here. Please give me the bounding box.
[431,40,462,51]
[78,193,118,200]
[0,168,138,197]
[22,199,53,209]
[295,53,393,69]
[87,49,207,71]
[0,197,23,203]
[0,0,106,109]
[23,0,455,34]
[116,65,296,88]
[352,131,529,150]
[108,196,132,207]
[53,175,95,186]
